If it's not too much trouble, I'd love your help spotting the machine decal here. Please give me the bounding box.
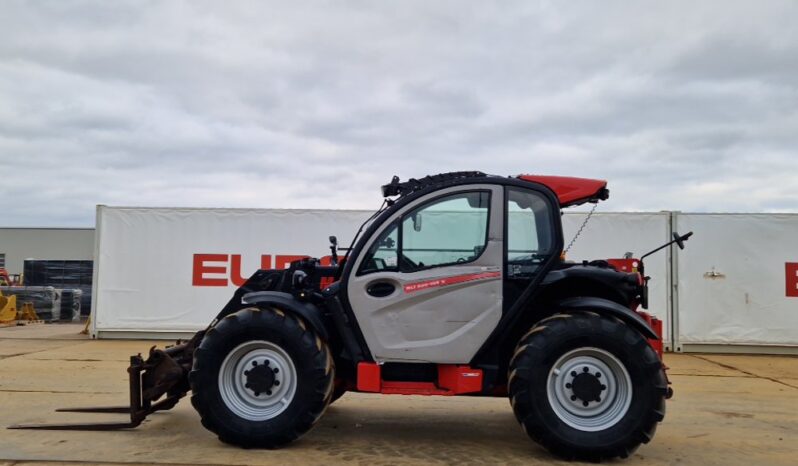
[403,271,501,293]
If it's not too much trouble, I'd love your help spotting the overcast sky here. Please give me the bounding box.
[1,1,797,226]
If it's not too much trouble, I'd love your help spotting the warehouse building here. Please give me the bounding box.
[0,228,95,275]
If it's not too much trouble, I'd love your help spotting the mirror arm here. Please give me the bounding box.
[329,236,339,266]
[639,231,693,262]
[639,242,673,262]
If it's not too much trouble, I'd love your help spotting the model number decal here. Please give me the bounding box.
[403,271,501,293]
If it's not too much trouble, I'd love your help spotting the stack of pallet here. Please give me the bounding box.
[23,260,93,316]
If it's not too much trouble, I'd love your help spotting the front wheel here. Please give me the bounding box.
[508,312,667,461]
[190,307,334,448]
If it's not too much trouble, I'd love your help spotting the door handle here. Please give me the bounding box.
[366,282,396,298]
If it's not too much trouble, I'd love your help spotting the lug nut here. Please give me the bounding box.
[571,395,577,401]
[266,390,272,396]
[273,367,279,374]
[596,397,601,402]
[254,391,260,396]
[570,371,577,377]
[244,370,250,376]
[601,384,606,390]
[583,367,589,373]
[274,380,280,386]
[595,373,601,378]
[565,383,572,389]
[582,401,589,407]
[264,360,270,366]
[252,361,258,366]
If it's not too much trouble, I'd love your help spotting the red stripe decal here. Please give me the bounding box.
[403,271,501,293]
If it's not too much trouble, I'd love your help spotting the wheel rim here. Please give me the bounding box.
[546,347,632,432]
[218,340,297,421]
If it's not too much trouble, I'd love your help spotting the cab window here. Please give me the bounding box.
[358,221,399,274]
[401,191,489,271]
[506,187,554,278]
[358,191,490,274]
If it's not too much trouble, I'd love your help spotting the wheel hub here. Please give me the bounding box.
[244,360,279,396]
[569,369,606,405]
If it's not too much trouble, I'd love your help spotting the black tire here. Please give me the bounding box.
[508,312,667,461]
[330,379,347,404]
[190,307,334,448]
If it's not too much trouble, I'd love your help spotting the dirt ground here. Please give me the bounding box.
[0,324,796,466]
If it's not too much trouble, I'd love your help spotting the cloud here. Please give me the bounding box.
[0,0,797,226]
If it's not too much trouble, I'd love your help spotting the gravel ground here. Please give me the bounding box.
[0,323,796,465]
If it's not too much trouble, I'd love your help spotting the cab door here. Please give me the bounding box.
[346,185,503,363]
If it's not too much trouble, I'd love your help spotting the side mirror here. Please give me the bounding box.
[466,192,490,209]
[329,236,338,247]
[672,231,693,250]
[412,213,422,232]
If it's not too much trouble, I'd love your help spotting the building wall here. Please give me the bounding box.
[0,228,95,275]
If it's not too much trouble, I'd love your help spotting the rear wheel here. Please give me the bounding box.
[190,307,334,448]
[508,312,667,461]
[330,379,347,404]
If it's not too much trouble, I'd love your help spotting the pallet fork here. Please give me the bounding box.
[9,338,198,431]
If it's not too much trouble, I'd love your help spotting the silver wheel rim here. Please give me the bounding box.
[546,347,632,432]
[218,340,297,421]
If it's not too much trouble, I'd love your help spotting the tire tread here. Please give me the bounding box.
[189,307,334,448]
[508,311,667,461]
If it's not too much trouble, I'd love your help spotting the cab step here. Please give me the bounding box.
[356,362,483,395]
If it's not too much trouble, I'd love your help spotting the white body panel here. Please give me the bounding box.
[347,265,502,363]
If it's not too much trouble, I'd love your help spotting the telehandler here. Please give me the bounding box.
[12,172,692,461]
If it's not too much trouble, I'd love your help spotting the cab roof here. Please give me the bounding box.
[517,175,609,207]
[381,171,609,208]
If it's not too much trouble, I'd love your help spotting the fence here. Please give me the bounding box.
[90,206,798,353]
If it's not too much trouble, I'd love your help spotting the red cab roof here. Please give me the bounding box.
[517,175,608,207]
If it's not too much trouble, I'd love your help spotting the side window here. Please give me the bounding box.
[401,191,489,272]
[358,222,399,274]
[506,187,554,278]
[358,191,491,275]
